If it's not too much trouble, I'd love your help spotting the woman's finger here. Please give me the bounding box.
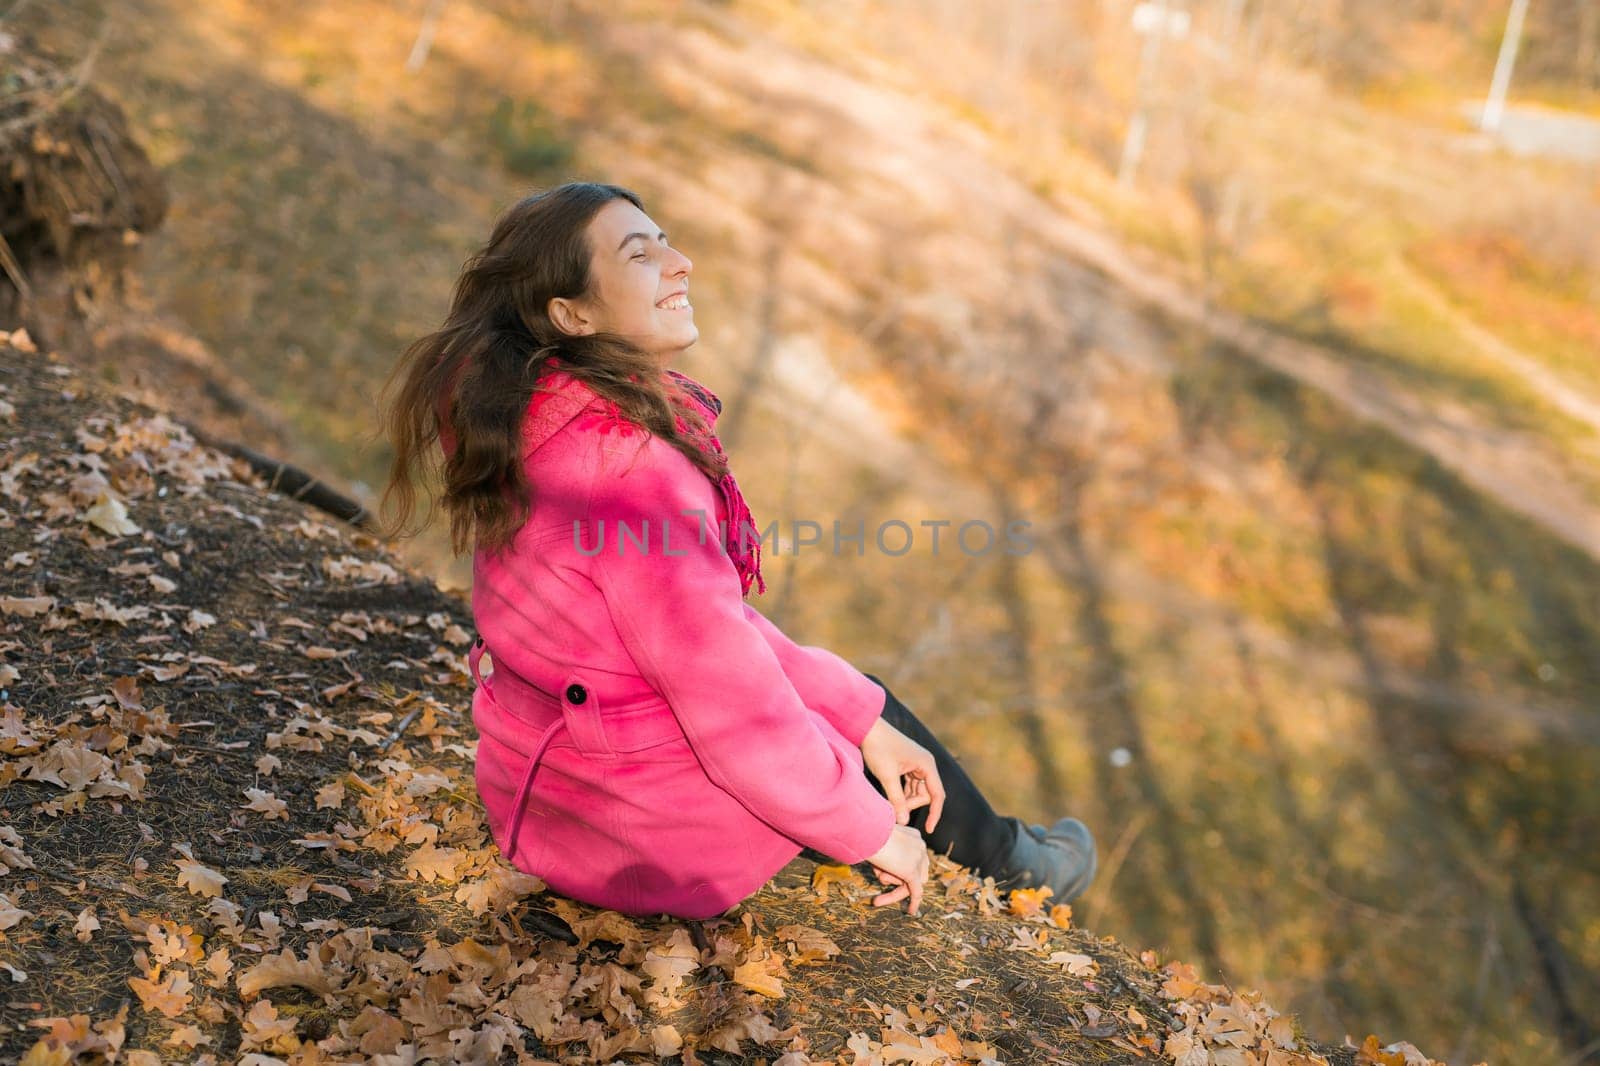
[880,767,910,826]
[873,880,909,908]
[906,867,923,915]
[902,774,931,810]
[924,765,947,834]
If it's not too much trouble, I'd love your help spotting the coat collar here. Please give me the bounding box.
[520,365,602,459]
[520,361,723,459]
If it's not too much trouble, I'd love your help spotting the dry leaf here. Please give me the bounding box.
[1007,884,1054,918]
[236,947,340,998]
[84,490,140,536]
[811,863,863,899]
[241,788,288,820]
[1,595,55,617]
[0,892,32,930]
[650,1024,683,1057]
[404,844,467,883]
[776,923,842,963]
[174,859,228,899]
[74,907,100,942]
[128,966,193,1018]
[733,937,787,998]
[1048,951,1097,976]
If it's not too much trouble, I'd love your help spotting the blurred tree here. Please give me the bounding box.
[1581,0,1600,89]
[487,96,576,176]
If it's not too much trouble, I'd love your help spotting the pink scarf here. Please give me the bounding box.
[662,368,767,597]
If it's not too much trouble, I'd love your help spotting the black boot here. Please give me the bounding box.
[992,815,1097,902]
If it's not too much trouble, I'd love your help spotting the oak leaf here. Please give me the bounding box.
[236,947,341,998]
[175,859,228,899]
[1006,884,1053,918]
[0,595,55,617]
[1048,951,1097,976]
[733,936,787,999]
[241,788,288,820]
[811,863,864,899]
[84,490,140,536]
[128,966,193,1018]
[776,923,841,963]
[404,844,466,883]
[74,907,100,942]
[0,892,32,930]
[704,1005,786,1055]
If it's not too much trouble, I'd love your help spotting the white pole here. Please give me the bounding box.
[1481,0,1530,132]
[1219,0,1245,57]
[406,0,449,73]
[1118,1,1170,188]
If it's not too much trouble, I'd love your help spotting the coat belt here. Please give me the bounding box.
[470,638,565,863]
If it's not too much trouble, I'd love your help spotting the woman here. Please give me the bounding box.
[379,181,1095,921]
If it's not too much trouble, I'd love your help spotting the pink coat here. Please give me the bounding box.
[462,365,896,919]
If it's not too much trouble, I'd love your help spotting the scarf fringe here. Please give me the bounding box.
[718,471,767,597]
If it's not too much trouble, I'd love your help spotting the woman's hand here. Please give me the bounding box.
[864,824,930,915]
[860,717,946,833]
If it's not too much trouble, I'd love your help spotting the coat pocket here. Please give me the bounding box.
[558,672,688,757]
[597,699,692,755]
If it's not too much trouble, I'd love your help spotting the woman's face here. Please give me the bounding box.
[548,199,696,362]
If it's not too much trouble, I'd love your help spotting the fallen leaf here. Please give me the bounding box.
[84,490,140,536]
[1006,884,1053,918]
[811,863,863,899]
[1,595,55,617]
[74,907,100,942]
[776,923,842,963]
[128,966,193,1018]
[733,937,787,998]
[110,676,143,711]
[174,860,228,899]
[241,788,288,820]
[236,947,341,998]
[1049,951,1097,976]
[0,892,32,930]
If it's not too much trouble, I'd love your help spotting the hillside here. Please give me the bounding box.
[0,338,1434,1064]
[5,2,1599,1062]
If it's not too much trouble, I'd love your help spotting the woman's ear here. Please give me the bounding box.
[548,296,593,338]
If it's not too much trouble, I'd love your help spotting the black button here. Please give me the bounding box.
[565,683,588,706]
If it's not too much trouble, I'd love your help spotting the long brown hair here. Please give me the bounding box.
[376,182,725,558]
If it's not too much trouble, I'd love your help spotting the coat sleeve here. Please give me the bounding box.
[581,435,897,866]
[740,604,887,748]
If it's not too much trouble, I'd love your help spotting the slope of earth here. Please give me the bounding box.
[0,339,1412,1063]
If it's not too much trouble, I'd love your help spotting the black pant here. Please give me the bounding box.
[848,672,1020,878]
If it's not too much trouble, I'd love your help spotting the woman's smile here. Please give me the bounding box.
[655,289,692,313]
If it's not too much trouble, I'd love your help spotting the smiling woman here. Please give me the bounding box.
[375,181,1097,920]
